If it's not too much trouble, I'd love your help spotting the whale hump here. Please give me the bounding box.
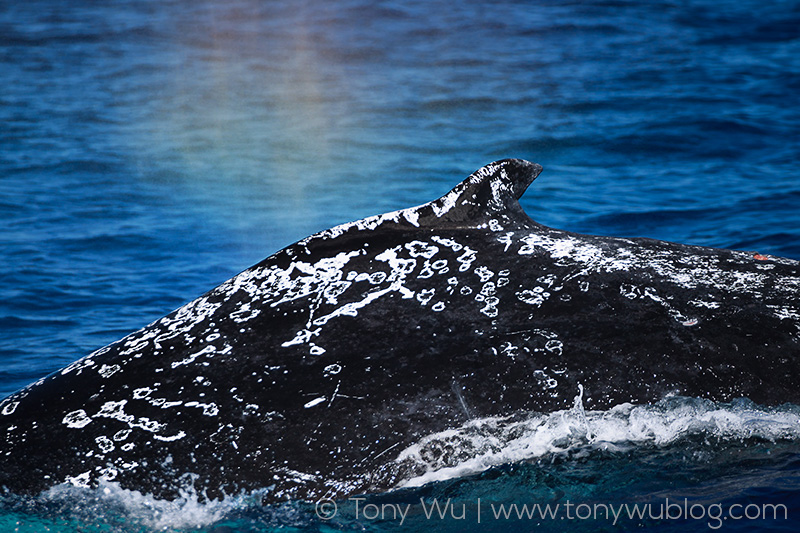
[422,158,543,226]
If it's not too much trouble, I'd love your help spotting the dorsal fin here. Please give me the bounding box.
[420,159,543,226]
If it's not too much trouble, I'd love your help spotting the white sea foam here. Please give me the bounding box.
[395,389,800,489]
[8,393,799,531]
[40,477,261,531]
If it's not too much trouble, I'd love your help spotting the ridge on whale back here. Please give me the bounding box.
[0,159,799,503]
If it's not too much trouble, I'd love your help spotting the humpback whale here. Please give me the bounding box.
[1,159,799,502]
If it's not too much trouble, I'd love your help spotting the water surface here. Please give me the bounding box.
[1,0,799,530]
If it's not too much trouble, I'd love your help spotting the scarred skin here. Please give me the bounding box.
[1,159,798,502]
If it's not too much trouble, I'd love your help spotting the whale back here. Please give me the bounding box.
[1,159,799,501]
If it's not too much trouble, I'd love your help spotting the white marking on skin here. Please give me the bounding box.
[100,467,118,481]
[417,288,435,306]
[301,198,434,242]
[87,345,112,359]
[517,287,550,307]
[620,284,640,299]
[476,281,496,303]
[230,303,261,323]
[91,400,166,433]
[312,286,395,325]
[545,339,564,356]
[118,327,162,356]
[279,468,319,483]
[403,210,420,227]
[456,248,477,272]
[94,401,133,423]
[431,188,461,217]
[519,234,605,264]
[282,328,321,347]
[96,436,114,454]
[369,271,387,284]
[63,409,92,428]
[132,387,152,399]
[170,345,216,369]
[60,357,96,376]
[498,233,514,251]
[185,402,219,416]
[431,236,463,252]
[310,344,326,355]
[689,300,721,309]
[327,381,341,407]
[1,401,19,416]
[153,431,186,442]
[323,281,352,304]
[480,303,498,317]
[377,247,417,284]
[304,397,326,408]
[66,472,91,488]
[405,241,439,259]
[113,429,131,441]
[538,274,558,287]
[100,466,119,482]
[184,296,222,321]
[533,370,558,389]
[478,281,499,315]
[98,364,121,378]
[268,251,363,308]
[474,266,494,282]
[642,288,692,324]
[500,342,517,358]
[768,306,800,321]
[418,261,435,279]
[324,364,342,376]
[286,245,423,341]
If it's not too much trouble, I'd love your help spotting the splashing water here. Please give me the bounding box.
[2,393,798,531]
[394,391,800,488]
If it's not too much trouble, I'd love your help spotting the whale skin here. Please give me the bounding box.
[1,159,799,502]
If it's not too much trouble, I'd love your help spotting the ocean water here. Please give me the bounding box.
[1,0,799,531]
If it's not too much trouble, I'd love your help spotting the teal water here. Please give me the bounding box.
[1,0,799,530]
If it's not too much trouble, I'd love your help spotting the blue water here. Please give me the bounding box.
[1,0,799,530]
